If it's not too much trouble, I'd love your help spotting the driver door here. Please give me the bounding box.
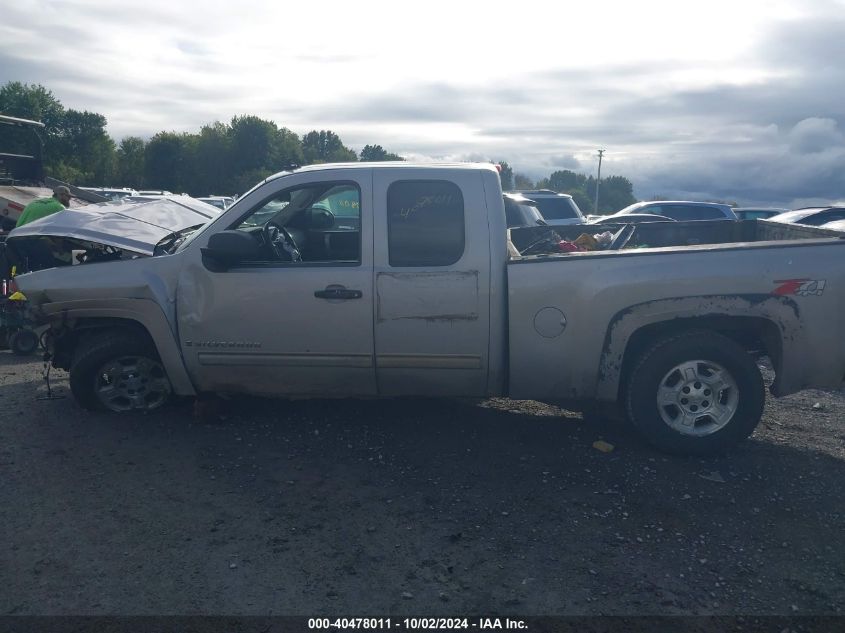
[176,169,376,396]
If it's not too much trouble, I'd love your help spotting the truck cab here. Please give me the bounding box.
[177,163,505,399]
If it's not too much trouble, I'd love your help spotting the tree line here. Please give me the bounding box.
[1,82,636,211]
[497,161,636,214]
[0,82,403,196]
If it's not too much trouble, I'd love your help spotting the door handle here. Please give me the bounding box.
[314,285,363,300]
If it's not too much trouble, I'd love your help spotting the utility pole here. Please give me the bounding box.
[594,149,605,214]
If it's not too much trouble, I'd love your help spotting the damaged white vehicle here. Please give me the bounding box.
[6,196,221,271]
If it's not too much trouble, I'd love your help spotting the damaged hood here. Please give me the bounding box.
[7,196,221,256]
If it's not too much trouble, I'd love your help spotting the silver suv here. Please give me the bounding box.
[604,201,738,222]
[508,189,585,225]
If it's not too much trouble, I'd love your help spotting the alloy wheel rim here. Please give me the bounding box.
[655,360,739,436]
[94,356,171,412]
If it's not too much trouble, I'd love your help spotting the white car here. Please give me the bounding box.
[79,187,138,201]
[767,207,845,226]
[599,201,737,222]
[732,207,788,221]
[818,219,845,231]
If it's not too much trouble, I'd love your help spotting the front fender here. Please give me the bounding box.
[39,298,196,396]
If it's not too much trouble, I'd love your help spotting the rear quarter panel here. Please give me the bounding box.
[506,240,845,401]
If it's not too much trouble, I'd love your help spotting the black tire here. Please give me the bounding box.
[625,330,765,455]
[69,331,172,412]
[9,329,39,356]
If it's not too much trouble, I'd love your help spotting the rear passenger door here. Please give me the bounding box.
[372,170,491,397]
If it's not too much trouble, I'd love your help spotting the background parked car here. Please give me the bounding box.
[600,201,737,222]
[767,207,845,226]
[196,196,235,210]
[733,207,788,221]
[136,190,174,197]
[503,193,547,228]
[589,213,676,225]
[819,219,845,231]
[78,187,138,201]
[507,189,585,225]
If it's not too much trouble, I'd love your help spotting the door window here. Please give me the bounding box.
[231,182,361,264]
[387,180,465,267]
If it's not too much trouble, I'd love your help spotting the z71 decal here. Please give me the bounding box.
[772,278,827,297]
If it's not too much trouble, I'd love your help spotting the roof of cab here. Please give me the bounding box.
[263,161,499,184]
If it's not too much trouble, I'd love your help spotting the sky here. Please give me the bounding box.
[2,0,844,206]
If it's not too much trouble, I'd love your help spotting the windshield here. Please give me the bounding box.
[154,224,206,255]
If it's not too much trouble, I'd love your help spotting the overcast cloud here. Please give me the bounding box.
[2,0,844,205]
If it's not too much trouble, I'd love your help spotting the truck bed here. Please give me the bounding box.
[505,218,845,404]
[508,219,844,257]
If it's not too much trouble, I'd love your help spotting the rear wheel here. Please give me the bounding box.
[625,331,764,455]
[70,332,172,412]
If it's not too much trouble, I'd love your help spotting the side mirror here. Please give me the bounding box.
[201,230,261,271]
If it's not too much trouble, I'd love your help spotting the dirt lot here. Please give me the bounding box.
[1,352,843,616]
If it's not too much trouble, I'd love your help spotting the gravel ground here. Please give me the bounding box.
[1,353,843,616]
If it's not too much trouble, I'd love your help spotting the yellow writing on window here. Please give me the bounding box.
[399,194,454,220]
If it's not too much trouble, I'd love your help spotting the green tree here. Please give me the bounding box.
[189,122,231,194]
[144,132,193,192]
[54,109,115,184]
[275,126,305,170]
[545,170,585,192]
[588,175,636,213]
[568,189,593,214]
[116,137,146,188]
[0,82,66,175]
[359,144,404,162]
[226,116,303,191]
[302,130,357,163]
[513,173,534,189]
[229,115,280,174]
[496,161,514,190]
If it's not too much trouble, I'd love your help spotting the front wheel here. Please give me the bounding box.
[70,332,172,412]
[8,329,39,356]
[625,331,765,455]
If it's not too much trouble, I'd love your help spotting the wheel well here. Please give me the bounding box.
[617,316,782,400]
[51,318,155,370]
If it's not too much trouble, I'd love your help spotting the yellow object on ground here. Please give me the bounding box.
[8,291,27,301]
[592,439,615,453]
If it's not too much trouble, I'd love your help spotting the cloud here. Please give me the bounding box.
[545,154,581,170]
[1,0,844,207]
[787,117,844,153]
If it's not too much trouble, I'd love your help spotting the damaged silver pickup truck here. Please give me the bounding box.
[14,163,845,454]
